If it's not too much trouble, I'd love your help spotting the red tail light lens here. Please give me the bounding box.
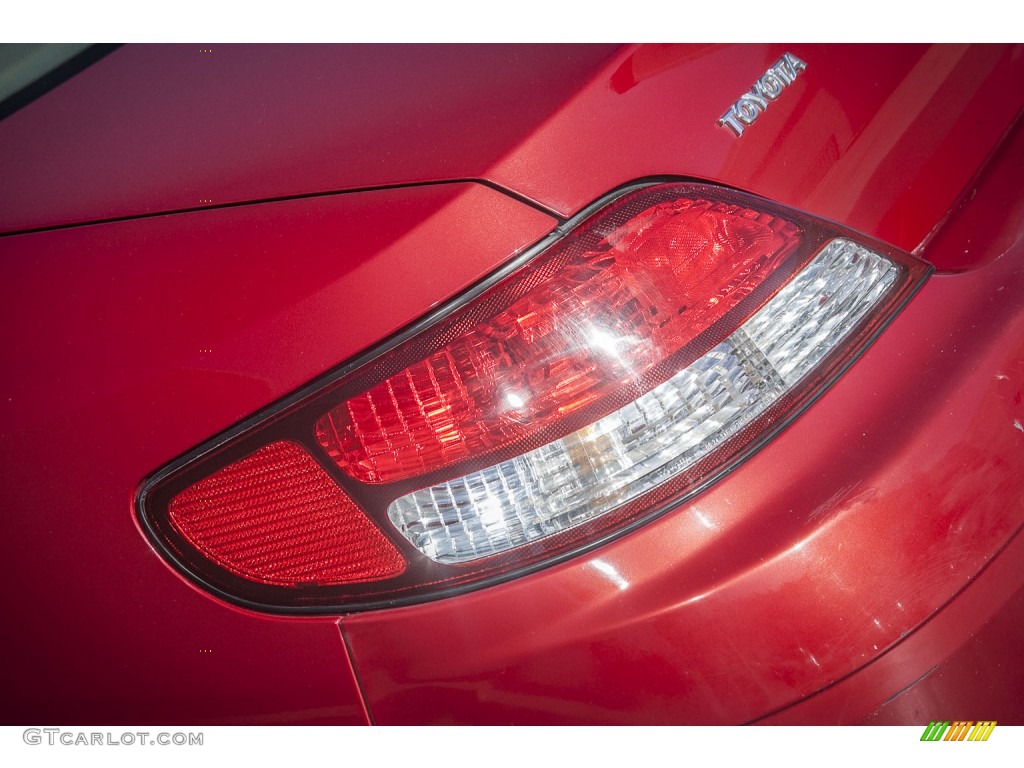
[138,182,930,612]
[316,197,802,484]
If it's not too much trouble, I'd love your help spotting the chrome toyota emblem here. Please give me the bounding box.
[718,52,807,137]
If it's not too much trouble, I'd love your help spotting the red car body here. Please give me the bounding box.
[2,43,1022,725]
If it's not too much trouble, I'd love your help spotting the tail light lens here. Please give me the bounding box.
[138,182,930,612]
[315,196,802,485]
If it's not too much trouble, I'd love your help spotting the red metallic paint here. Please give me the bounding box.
[0,184,553,724]
[0,44,618,233]
[487,44,1024,254]
[2,45,1020,257]
[762,529,1024,725]
[1,43,1022,725]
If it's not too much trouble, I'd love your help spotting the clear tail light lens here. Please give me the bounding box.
[138,182,930,612]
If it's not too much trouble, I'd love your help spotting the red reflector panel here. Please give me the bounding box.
[168,441,406,586]
[317,197,802,483]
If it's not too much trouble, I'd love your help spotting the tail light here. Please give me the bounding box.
[137,182,930,612]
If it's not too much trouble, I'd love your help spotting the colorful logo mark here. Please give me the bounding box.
[920,721,997,741]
